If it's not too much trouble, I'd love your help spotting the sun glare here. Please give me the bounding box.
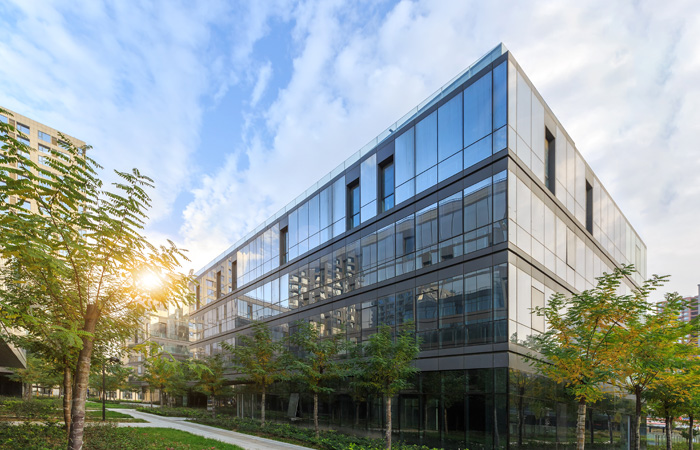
[139,272,162,290]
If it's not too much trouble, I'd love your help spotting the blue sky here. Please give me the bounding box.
[0,0,698,299]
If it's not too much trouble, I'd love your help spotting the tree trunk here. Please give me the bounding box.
[666,416,673,450]
[68,304,100,450]
[633,386,642,450]
[355,401,360,426]
[261,387,266,427]
[576,399,587,450]
[314,392,319,439]
[589,408,594,444]
[160,389,164,407]
[444,407,449,434]
[518,395,525,447]
[607,412,613,445]
[211,395,216,418]
[63,365,72,436]
[385,396,392,450]
[689,415,694,450]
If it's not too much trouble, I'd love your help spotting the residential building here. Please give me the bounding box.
[0,107,85,396]
[124,304,193,403]
[190,44,647,448]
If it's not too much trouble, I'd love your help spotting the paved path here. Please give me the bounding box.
[113,409,310,450]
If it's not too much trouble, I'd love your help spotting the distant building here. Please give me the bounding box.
[0,107,86,396]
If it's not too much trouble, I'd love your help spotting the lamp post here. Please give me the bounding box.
[102,356,121,421]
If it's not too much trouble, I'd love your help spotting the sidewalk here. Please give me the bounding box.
[114,409,311,450]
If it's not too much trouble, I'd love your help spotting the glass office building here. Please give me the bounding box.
[191,44,647,449]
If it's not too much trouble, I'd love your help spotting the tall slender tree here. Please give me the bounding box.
[528,266,655,450]
[191,354,233,417]
[0,109,193,450]
[288,320,346,438]
[224,322,286,426]
[351,324,420,450]
[612,292,697,450]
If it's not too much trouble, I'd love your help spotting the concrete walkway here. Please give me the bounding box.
[113,408,310,450]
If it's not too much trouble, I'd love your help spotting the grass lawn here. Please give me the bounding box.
[85,401,142,409]
[0,423,246,449]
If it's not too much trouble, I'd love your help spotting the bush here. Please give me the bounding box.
[136,405,210,419]
[2,399,56,421]
[192,416,437,450]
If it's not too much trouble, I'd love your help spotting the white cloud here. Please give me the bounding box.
[180,0,700,299]
[250,61,273,107]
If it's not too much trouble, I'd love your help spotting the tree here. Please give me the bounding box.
[223,322,286,426]
[352,324,420,450]
[288,320,346,439]
[612,292,697,450]
[528,266,652,450]
[0,109,193,450]
[9,354,45,400]
[141,351,180,407]
[646,369,697,450]
[191,355,233,417]
[89,360,132,400]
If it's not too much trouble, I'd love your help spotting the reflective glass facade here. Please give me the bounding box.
[191,45,647,448]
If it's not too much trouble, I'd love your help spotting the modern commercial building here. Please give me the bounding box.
[0,107,86,396]
[190,44,647,448]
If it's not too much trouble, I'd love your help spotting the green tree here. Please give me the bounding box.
[9,354,45,400]
[528,266,654,450]
[142,351,180,407]
[352,324,420,450]
[612,292,697,450]
[223,322,286,426]
[646,368,697,450]
[288,320,346,438]
[0,110,192,449]
[191,355,233,417]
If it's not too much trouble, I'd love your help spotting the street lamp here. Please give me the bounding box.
[102,356,121,421]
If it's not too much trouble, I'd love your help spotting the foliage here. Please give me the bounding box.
[190,354,234,416]
[223,321,286,424]
[88,360,133,398]
[351,324,420,449]
[0,109,193,449]
[8,354,46,399]
[192,415,437,450]
[288,320,346,437]
[527,266,656,450]
[1,398,55,421]
[140,346,183,407]
[612,291,697,450]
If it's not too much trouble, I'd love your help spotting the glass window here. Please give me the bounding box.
[378,295,396,327]
[360,154,377,207]
[416,111,437,175]
[439,276,464,328]
[0,114,7,123]
[332,177,346,224]
[38,144,50,153]
[493,171,507,244]
[319,187,332,230]
[380,159,394,212]
[396,289,414,325]
[492,62,507,130]
[347,183,360,229]
[16,123,29,134]
[395,127,415,186]
[416,282,438,331]
[298,201,309,242]
[493,264,507,321]
[464,73,492,147]
[18,135,29,145]
[464,178,492,232]
[465,268,492,343]
[415,203,438,250]
[438,93,463,162]
[464,134,492,170]
[308,194,320,236]
[395,214,415,257]
[280,227,289,264]
[38,131,51,143]
[361,232,377,271]
[439,192,463,241]
[377,224,395,264]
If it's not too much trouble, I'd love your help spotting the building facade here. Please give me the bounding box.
[0,107,86,396]
[190,45,647,449]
